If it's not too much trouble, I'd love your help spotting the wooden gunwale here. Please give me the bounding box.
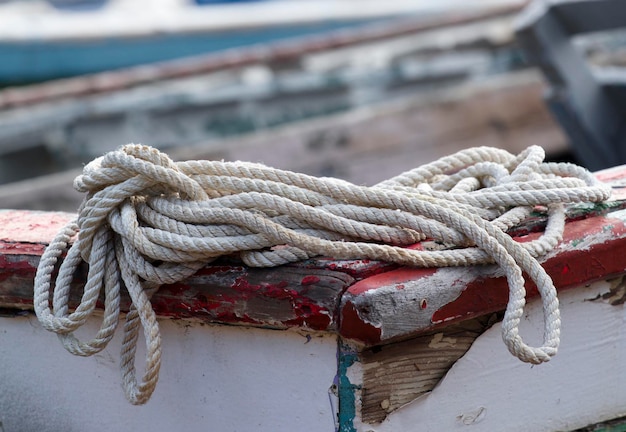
[1,165,625,347]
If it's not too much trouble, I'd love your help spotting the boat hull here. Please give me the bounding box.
[0,20,379,85]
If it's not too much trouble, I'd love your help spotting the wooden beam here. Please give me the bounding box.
[0,210,356,331]
[340,168,626,345]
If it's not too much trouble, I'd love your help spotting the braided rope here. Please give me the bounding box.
[33,144,611,404]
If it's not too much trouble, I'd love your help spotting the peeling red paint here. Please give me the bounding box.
[0,254,37,283]
[432,217,626,325]
[150,278,334,331]
[285,301,332,330]
[339,302,382,345]
[3,198,626,341]
[139,266,351,331]
[346,268,437,295]
[0,241,47,256]
[300,275,320,286]
[0,210,74,245]
[595,165,626,183]
[231,276,261,293]
[152,294,263,326]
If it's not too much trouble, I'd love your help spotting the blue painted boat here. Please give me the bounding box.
[0,0,448,85]
[0,22,382,84]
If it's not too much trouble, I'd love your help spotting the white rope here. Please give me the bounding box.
[33,144,611,404]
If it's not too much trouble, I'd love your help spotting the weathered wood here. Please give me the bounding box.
[0,210,355,331]
[0,315,340,432]
[3,166,626,337]
[3,168,626,429]
[350,278,626,431]
[0,3,524,109]
[0,7,523,164]
[360,315,497,423]
[340,199,626,345]
[152,266,353,330]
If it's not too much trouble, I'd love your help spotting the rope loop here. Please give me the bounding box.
[34,144,611,403]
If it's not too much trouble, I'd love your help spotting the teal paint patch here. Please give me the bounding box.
[570,238,584,247]
[574,415,626,431]
[337,342,360,432]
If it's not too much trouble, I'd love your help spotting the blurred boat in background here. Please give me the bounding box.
[0,0,571,212]
[0,0,521,85]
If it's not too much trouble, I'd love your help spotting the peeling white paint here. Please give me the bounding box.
[608,209,626,223]
[428,333,458,349]
[348,265,499,341]
[457,406,486,425]
[354,278,626,431]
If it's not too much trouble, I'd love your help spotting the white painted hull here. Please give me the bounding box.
[0,317,338,431]
[352,278,626,431]
[2,277,625,431]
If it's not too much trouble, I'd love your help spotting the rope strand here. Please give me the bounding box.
[33,144,611,404]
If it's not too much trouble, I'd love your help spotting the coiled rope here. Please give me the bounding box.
[33,144,611,404]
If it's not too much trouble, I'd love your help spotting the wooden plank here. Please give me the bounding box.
[9,170,622,335]
[3,165,626,428]
[0,210,355,331]
[341,213,626,341]
[0,316,340,432]
[0,10,523,163]
[3,157,622,338]
[359,315,496,424]
[3,164,623,339]
[351,278,626,430]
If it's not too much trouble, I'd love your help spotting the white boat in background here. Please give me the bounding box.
[0,0,525,84]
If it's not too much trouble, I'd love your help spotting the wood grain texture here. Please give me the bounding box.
[360,316,497,423]
[339,210,626,344]
[359,280,626,432]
